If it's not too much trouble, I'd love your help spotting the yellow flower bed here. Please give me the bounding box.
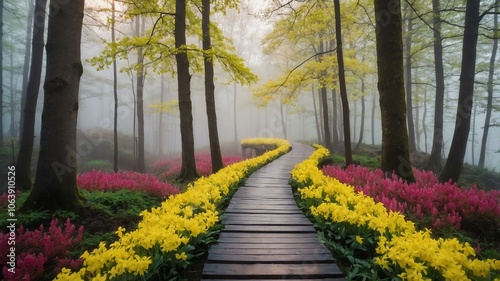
[55,138,291,280]
[291,144,500,281]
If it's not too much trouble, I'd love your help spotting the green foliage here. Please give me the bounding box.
[79,160,114,173]
[330,154,381,169]
[88,0,258,87]
[253,0,376,107]
[81,189,161,218]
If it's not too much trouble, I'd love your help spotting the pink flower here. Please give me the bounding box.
[78,170,180,198]
[322,164,500,231]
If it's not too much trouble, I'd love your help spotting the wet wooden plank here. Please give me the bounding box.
[218,232,320,239]
[208,247,331,255]
[217,236,320,243]
[222,224,316,233]
[207,253,335,263]
[210,243,326,250]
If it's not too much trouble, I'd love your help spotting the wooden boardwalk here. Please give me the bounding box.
[202,144,345,280]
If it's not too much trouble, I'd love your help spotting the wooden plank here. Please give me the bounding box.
[202,263,344,278]
[224,213,307,219]
[210,243,326,249]
[208,248,330,255]
[218,232,319,239]
[217,237,320,244]
[207,253,334,263]
[229,198,297,204]
[225,209,303,214]
[223,219,312,225]
[222,225,316,233]
[226,205,299,210]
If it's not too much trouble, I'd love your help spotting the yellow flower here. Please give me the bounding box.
[115,226,126,238]
[176,252,188,261]
[355,236,363,244]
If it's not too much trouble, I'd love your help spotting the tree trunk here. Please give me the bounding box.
[176,0,198,181]
[415,95,421,151]
[425,0,445,172]
[112,0,118,172]
[16,0,47,190]
[478,6,498,168]
[423,89,428,153]
[19,0,34,136]
[353,101,357,142]
[312,84,321,142]
[0,0,3,148]
[21,0,85,213]
[159,74,165,156]
[319,41,332,151]
[374,0,415,182]
[355,79,365,150]
[331,89,339,148]
[233,82,237,152]
[471,103,477,165]
[202,0,223,173]
[438,0,480,183]
[404,3,416,152]
[9,35,16,138]
[136,16,146,173]
[371,91,376,145]
[280,101,287,139]
[334,0,352,164]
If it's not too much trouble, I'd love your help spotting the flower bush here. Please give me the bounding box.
[153,153,242,179]
[55,138,291,280]
[77,170,180,199]
[322,165,500,231]
[291,144,500,280]
[0,219,84,281]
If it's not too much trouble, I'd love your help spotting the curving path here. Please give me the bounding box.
[201,143,345,280]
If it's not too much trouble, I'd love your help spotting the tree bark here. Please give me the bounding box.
[355,80,365,150]
[331,89,339,148]
[312,84,321,142]
[371,91,376,145]
[425,0,445,172]
[9,35,16,138]
[478,6,498,168]
[21,0,85,213]
[423,89,428,153]
[159,74,165,156]
[404,3,416,152]
[334,0,352,164]
[19,0,34,135]
[233,82,237,152]
[16,0,47,190]
[374,0,415,182]
[202,0,223,173]
[438,0,480,183]
[319,41,332,151]
[136,16,146,173]
[176,0,198,180]
[112,0,118,172]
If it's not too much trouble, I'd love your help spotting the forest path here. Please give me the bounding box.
[201,143,345,280]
